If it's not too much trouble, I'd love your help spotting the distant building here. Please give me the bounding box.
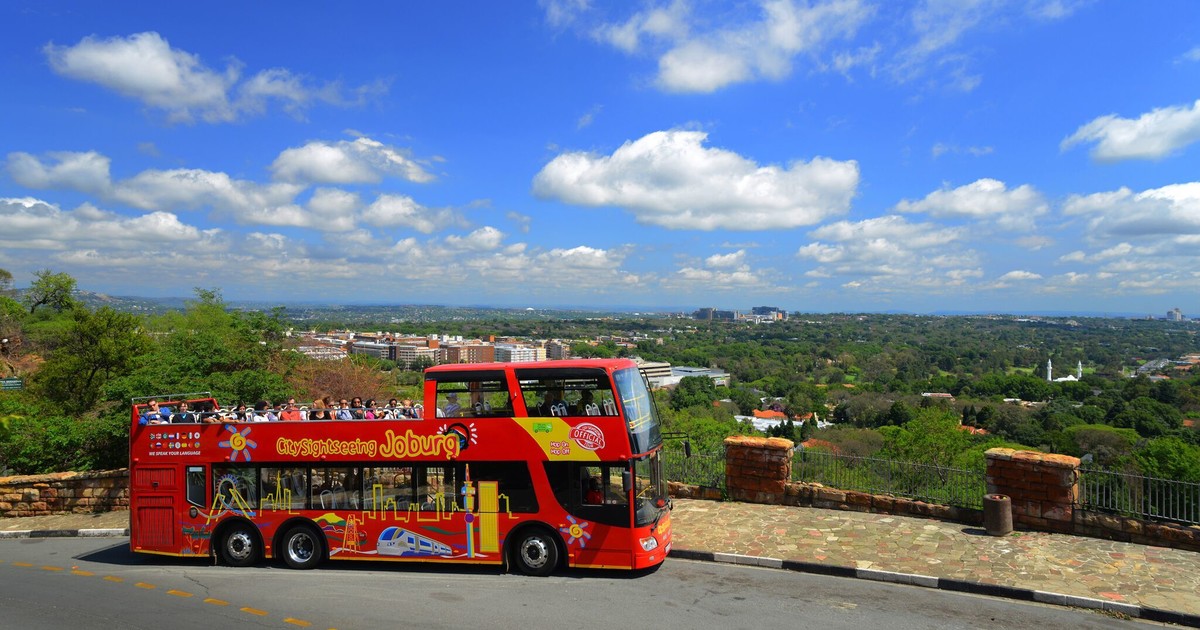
[545,340,571,360]
[495,344,537,363]
[692,307,738,321]
[349,341,395,361]
[655,365,730,388]
[440,343,495,364]
[635,359,672,385]
[1168,307,1184,321]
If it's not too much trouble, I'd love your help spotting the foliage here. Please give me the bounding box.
[287,358,393,404]
[23,269,76,314]
[35,305,151,413]
[670,375,720,411]
[878,407,974,469]
[0,399,127,474]
[1133,437,1200,483]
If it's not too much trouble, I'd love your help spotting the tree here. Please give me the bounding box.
[0,267,13,296]
[729,387,760,415]
[36,305,151,413]
[670,376,719,411]
[23,269,76,314]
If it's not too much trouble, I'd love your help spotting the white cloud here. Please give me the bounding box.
[445,226,505,251]
[0,197,219,252]
[1178,46,1200,64]
[997,270,1042,281]
[705,250,746,269]
[797,215,977,289]
[657,0,872,92]
[6,150,113,194]
[44,32,385,124]
[894,178,1047,231]
[361,194,466,234]
[270,137,435,185]
[1062,100,1200,162]
[110,168,304,215]
[931,142,994,158]
[533,129,859,230]
[1063,182,1200,237]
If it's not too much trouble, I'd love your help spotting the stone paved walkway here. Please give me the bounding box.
[670,499,1200,616]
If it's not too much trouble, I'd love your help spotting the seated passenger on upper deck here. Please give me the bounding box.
[139,399,171,425]
[171,401,197,424]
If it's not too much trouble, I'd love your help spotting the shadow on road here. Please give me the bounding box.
[71,541,661,580]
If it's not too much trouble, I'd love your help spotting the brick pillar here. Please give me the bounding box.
[985,448,1080,534]
[724,436,794,504]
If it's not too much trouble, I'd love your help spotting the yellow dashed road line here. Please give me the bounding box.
[6,557,325,627]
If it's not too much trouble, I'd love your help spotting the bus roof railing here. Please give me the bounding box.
[130,392,214,404]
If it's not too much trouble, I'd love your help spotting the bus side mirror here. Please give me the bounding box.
[622,470,632,494]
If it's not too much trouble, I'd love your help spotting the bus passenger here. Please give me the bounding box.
[139,400,171,425]
[280,398,302,421]
[171,401,197,424]
[351,397,365,419]
[364,399,377,419]
[442,393,461,417]
[336,399,354,420]
[584,477,604,505]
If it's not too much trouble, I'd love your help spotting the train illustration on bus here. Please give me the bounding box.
[377,526,455,557]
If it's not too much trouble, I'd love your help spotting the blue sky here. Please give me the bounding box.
[2,1,1199,315]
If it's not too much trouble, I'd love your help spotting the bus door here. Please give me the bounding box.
[546,461,634,568]
[131,463,183,551]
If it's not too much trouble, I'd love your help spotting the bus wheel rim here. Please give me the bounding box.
[227,530,253,561]
[521,537,548,569]
[288,531,315,563]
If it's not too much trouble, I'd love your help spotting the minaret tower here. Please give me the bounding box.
[1077,361,1083,379]
[1046,358,1052,382]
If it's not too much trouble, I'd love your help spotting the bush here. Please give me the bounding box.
[0,405,128,474]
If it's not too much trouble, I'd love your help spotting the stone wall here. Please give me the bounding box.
[0,469,128,517]
[674,437,1199,552]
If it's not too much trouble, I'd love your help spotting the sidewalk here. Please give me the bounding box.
[3,501,1198,625]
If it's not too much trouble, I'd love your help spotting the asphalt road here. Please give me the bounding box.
[0,537,1164,630]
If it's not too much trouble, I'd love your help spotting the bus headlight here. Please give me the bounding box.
[639,536,659,551]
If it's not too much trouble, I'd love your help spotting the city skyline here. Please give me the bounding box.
[2,2,1199,315]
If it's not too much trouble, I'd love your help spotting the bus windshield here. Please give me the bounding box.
[612,366,661,454]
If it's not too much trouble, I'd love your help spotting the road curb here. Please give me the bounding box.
[0,528,129,539]
[669,548,1200,627]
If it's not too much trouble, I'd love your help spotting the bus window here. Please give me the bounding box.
[186,466,206,508]
[213,466,257,511]
[260,466,307,510]
[544,461,630,527]
[466,462,538,513]
[362,466,413,511]
[430,370,510,418]
[417,465,460,512]
[311,467,357,510]
[515,368,617,417]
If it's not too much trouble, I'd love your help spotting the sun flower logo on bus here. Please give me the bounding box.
[218,425,257,462]
[559,515,591,548]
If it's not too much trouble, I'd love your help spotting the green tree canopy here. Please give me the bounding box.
[23,269,76,315]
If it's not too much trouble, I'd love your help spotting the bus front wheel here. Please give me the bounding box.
[511,528,559,577]
[219,522,260,567]
[280,524,324,570]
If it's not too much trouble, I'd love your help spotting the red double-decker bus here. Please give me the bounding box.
[128,359,671,575]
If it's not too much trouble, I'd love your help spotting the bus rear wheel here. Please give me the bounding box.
[511,528,559,577]
[219,522,260,567]
[281,524,324,570]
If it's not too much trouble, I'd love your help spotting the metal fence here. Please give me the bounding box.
[663,445,726,490]
[1078,467,1200,526]
[791,450,987,510]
